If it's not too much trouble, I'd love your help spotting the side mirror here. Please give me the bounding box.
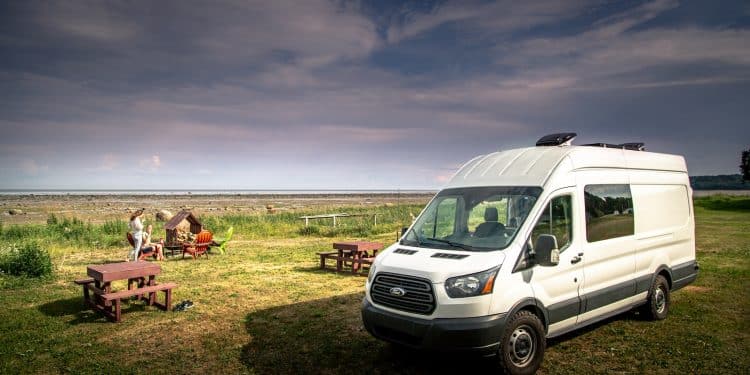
[534,234,560,266]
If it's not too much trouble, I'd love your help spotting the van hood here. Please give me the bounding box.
[374,243,506,284]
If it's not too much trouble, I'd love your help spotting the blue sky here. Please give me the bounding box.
[1,0,748,189]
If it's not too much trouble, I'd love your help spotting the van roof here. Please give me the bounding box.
[445,146,687,189]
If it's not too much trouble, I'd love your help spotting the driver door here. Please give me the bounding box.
[523,188,583,336]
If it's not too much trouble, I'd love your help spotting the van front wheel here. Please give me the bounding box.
[642,274,670,320]
[497,310,545,375]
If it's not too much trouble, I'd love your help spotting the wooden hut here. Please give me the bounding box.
[164,210,203,248]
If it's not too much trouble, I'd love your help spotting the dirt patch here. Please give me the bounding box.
[683,285,712,293]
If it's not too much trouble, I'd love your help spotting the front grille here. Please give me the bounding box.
[371,273,435,315]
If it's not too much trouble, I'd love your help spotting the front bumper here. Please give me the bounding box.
[361,298,506,354]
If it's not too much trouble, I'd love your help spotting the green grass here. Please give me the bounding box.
[0,198,748,374]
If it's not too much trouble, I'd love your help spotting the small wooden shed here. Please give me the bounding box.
[164,210,203,247]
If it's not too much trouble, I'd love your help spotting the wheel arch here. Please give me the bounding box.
[507,298,549,333]
[653,265,673,289]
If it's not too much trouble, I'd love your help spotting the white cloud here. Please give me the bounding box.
[100,153,118,171]
[36,1,139,41]
[139,155,162,172]
[386,1,594,44]
[20,159,47,176]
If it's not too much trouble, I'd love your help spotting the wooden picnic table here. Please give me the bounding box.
[75,262,175,322]
[318,241,383,275]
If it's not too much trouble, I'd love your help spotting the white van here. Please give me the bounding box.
[362,133,698,374]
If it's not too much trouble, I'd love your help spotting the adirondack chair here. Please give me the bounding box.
[126,232,157,261]
[212,227,234,254]
[182,230,213,259]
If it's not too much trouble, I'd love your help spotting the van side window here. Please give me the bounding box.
[530,195,573,252]
[420,197,457,239]
[584,184,634,242]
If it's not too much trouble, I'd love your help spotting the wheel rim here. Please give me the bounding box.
[654,286,666,314]
[508,325,536,367]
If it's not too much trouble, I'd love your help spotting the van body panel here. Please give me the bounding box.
[376,244,507,290]
[575,170,637,319]
[488,266,535,319]
[577,292,647,324]
[446,147,569,188]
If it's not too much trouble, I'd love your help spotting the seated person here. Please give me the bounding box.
[474,207,505,238]
[142,224,165,261]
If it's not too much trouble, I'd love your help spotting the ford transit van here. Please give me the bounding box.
[362,133,698,374]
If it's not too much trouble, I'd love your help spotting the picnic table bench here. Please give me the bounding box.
[75,262,176,322]
[318,241,382,275]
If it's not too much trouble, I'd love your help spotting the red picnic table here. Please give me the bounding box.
[318,241,383,275]
[74,262,176,322]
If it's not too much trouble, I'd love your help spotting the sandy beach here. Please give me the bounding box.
[0,192,435,225]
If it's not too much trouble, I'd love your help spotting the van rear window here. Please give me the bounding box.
[584,184,634,242]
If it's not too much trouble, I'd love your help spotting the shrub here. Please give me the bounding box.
[0,242,53,278]
[47,213,58,225]
[298,225,320,236]
[102,220,126,235]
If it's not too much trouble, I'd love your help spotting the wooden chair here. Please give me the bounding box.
[126,233,157,261]
[182,230,213,259]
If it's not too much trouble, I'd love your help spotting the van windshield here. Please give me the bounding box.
[401,186,542,252]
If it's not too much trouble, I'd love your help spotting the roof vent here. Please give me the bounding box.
[583,142,646,151]
[536,132,577,146]
[620,143,645,151]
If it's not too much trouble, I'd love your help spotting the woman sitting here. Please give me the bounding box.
[142,224,165,261]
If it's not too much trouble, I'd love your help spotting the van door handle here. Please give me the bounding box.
[571,253,583,264]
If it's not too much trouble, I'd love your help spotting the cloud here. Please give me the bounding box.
[139,155,162,172]
[385,1,593,44]
[36,1,139,41]
[100,153,118,171]
[20,159,47,176]
[0,0,748,188]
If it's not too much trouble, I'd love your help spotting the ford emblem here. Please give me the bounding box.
[389,287,406,297]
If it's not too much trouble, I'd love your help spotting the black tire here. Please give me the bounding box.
[641,274,670,320]
[497,310,545,375]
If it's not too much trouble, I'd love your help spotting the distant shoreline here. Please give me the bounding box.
[692,190,750,197]
[0,189,747,197]
[0,189,438,196]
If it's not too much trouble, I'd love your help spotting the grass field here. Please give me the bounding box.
[0,196,748,374]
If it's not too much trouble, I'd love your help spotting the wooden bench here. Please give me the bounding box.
[74,278,95,303]
[100,283,177,322]
[317,251,347,269]
[317,253,374,275]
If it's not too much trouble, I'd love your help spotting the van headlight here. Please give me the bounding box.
[444,267,499,298]
[367,264,377,283]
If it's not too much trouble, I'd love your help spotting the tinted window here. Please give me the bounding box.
[531,195,573,252]
[584,184,634,242]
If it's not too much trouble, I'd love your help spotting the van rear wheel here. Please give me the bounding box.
[497,310,545,375]
[642,274,670,320]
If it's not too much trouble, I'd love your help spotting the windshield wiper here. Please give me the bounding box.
[423,237,473,251]
[400,227,425,246]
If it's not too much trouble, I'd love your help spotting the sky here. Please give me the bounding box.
[1,0,749,190]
